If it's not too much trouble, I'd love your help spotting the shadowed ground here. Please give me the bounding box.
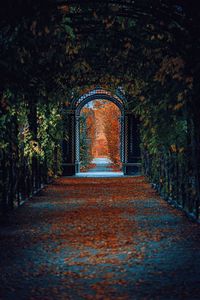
[0,176,200,300]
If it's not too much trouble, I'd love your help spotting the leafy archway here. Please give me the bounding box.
[0,0,200,219]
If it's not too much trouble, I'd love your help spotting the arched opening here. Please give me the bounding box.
[62,87,141,176]
[78,99,122,175]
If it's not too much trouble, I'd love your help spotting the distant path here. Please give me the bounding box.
[89,157,116,172]
[0,176,200,299]
[78,157,123,177]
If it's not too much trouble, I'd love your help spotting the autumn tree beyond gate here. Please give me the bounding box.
[80,100,121,170]
[0,0,200,221]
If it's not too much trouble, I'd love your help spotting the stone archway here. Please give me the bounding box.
[62,87,141,176]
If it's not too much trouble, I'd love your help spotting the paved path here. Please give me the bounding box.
[90,157,114,172]
[0,176,200,300]
[78,157,123,177]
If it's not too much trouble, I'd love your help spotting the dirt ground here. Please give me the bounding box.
[0,176,200,300]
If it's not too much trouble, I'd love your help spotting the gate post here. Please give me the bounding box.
[62,109,76,176]
[123,111,141,175]
[75,114,81,173]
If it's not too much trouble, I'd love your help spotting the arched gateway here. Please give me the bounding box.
[62,87,141,175]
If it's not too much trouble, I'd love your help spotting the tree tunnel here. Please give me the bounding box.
[0,0,200,219]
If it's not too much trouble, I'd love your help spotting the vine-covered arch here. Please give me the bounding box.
[62,87,141,175]
[73,87,126,110]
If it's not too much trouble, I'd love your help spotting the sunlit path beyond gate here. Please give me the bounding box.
[0,177,200,300]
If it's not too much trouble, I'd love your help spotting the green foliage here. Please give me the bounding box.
[1,95,63,178]
[37,103,63,176]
